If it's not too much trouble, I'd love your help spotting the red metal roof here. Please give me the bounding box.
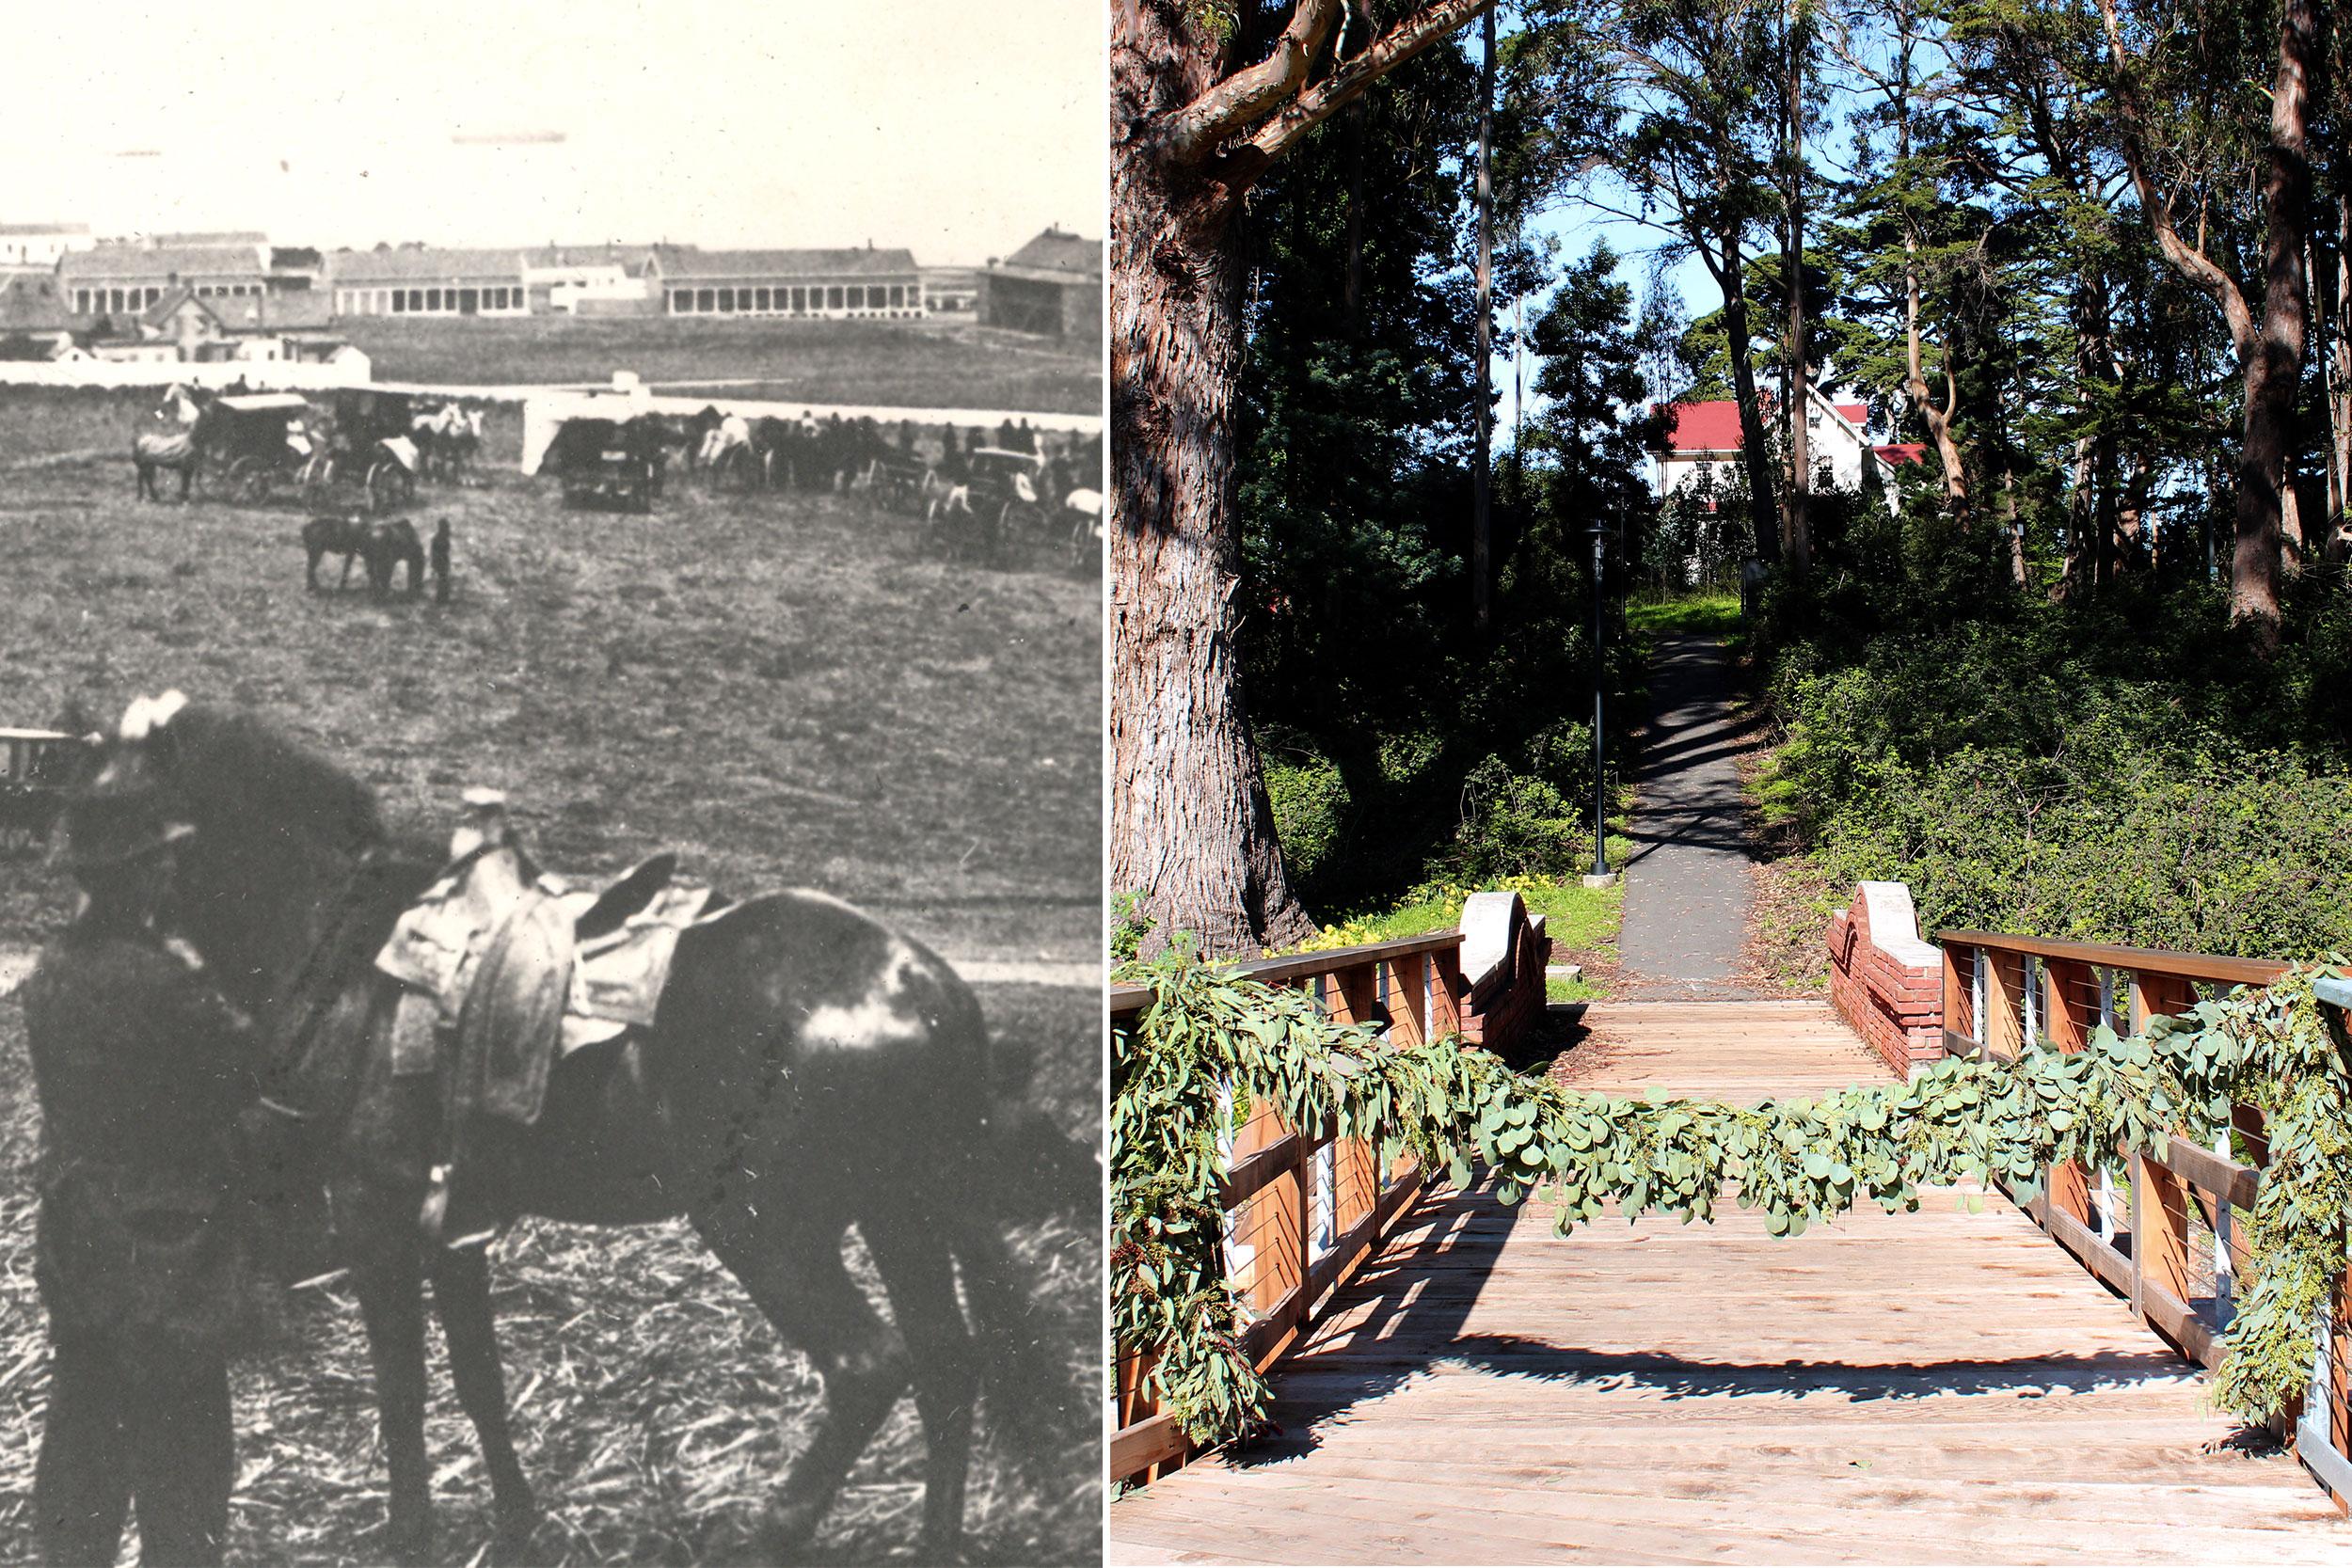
[1664,401,1745,451]
[1875,443,1927,466]
[1665,398,1873,452]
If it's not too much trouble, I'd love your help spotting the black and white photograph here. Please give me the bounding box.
[0,3,1104,1563]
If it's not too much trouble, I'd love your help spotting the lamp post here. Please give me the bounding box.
[1585,518,1613,886]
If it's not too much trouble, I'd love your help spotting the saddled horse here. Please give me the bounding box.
[368,518,425,596]
[302,515,373,591]
[134,385,214,501]
[71,697,1090,1562]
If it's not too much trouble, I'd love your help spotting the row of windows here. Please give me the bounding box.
[73,283,257,314]
[668,281,914,315]
[337,286,528,315]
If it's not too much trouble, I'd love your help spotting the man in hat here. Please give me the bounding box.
[23,785,259,1567]
[430,518,453,604]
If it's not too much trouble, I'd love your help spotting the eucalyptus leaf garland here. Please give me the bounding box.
[1113,947,2352,1453]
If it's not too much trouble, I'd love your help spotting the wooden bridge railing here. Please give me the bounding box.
[1938,930,2352,1508]
[1112,897,1552,1490]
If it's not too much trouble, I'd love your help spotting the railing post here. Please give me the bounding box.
[2040,958,2097,1232]
[1940,942,1974,1053]
[1983,949,2024,1061]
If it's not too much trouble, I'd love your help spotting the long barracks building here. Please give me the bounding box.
[648,245,924,320]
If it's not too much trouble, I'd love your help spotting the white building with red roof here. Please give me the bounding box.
[1655,387,1926,504]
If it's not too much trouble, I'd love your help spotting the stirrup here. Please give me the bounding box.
[421,1164,501,1251]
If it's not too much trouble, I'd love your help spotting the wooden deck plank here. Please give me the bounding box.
[1110,1000,2352,1563]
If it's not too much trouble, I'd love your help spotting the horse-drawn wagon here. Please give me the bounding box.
[205,393,323,505]
[925,446,1049,562]
[0,727,80,852]
[522,391,671,513]
[543,418,670,512]
[302,389,421,513]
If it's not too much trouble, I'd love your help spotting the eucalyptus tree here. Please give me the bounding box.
[2096,0,2317,644]
[1608,0,1789,564]
[1111,0,1509,954]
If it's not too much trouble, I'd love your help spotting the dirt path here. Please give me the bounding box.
[1616,634,1758,1000]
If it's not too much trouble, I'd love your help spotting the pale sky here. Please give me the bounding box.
[0,0,1104,265]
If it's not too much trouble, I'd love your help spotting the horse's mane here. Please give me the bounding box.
[159,704,389,859]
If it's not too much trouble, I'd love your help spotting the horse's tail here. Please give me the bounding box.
[942,983,1095,1449]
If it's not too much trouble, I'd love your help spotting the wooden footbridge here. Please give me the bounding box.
[1110,896,2352,1564]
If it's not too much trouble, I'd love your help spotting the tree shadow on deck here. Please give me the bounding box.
[1225,1178,2201,1466]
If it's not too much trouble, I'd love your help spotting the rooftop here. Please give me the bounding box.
[649,245,920,279]
[996,227,1101,280]
[145,287,335,332]
[61,243,268,280]
[1661,397,1870,452]
[327,246,528,282]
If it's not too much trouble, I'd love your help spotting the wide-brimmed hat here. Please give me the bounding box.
[56,786,195,873]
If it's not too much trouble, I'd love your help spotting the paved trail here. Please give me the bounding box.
[1616,634,1756,1000]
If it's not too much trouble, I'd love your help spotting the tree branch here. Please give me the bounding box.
[1243,0,1497,169]
[2095,0,2254,360]
[1159,0,1345,166]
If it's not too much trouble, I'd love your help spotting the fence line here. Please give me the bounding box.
[1112,898,1552,1490]
[1939,928,2352,1508]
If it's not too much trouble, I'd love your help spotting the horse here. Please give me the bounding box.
[412,403,483,484]
[367,519,425,596]
[135,393,215,502]
[678,405,724,480]
[72,696,1090,1563]
[302,515,373,591]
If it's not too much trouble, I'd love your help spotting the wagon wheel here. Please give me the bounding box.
[1066,512,1100,570]
[220,455,269,505]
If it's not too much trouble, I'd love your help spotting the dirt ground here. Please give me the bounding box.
[0,395,1102,1564]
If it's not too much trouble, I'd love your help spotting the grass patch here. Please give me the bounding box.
[1293,872,1627,999]
[341,316,1101,414]
[1627,589,1742,638]
[1548,972,1605,1004]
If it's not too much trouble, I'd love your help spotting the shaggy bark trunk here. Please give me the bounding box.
[2334,193,2352,561]
[1778,11,1810,574]
[2232,0,2315,649]
[1471,4,1495,633]
[1109,7,1317,956]
[1718,238,1779,562]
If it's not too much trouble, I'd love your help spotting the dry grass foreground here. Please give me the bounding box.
[0,394,1101,1564]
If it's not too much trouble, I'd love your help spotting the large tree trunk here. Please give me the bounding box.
[1779,8,1810,574]
[2333,193,2352,562]
[1719,238,1779,562]
[1109,7,1318,956]
[2232,0,2315,648]
[1471,4,1495,633]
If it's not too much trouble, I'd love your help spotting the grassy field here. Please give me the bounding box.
[1625,589,1743,638]
[340,317,1101,414]
[0,394,1100,1563]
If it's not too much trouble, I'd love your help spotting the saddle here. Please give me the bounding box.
[371,792,721,1243]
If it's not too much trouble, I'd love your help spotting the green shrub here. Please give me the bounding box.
[1766,589,2352,960]
[1443,753,1593,883]
[1263,745,1353,891]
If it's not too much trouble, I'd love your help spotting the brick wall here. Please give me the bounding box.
[1825,881,1944,1076]
[1460,890,1553,1053]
